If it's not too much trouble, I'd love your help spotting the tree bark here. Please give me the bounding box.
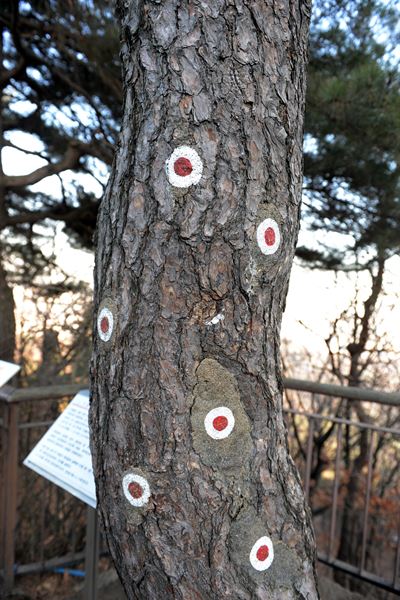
[90,1,318,598]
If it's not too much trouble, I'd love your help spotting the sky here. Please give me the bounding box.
[282,252,400,360]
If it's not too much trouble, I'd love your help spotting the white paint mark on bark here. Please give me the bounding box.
[256,218,281,255]
[122,473,151,507]
[205,312,224,326]
[165,146,203,188]
[204,406,235,439]
[249,536,274,571]
[97,307,114,342]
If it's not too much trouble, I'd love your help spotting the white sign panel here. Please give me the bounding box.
[24,390,97,508]
[0,360,20,388]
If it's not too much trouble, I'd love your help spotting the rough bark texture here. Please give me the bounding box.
[90,1,318,598]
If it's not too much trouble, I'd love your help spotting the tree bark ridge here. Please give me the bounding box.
[91,1,318,598]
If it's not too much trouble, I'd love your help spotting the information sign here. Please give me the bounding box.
[24,390,96,508]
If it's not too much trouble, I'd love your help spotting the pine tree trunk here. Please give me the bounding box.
[90,1,318,598]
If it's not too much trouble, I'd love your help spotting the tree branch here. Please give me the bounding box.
[4,201,99,227]
[1,143,82,188]
[0,58,26,89]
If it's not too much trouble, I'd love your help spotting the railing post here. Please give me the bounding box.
[1,399,19,596]
[304,417,315,500]
[393,518,400,589]
[328,423,343,560]
[83,506,100,600]
[360,430,375,573]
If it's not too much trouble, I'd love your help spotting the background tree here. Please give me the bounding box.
[90,1,319,598]
[301,0,400,272]
[283,285,400,595]
[290,0,400,588]
[0,0,121,361]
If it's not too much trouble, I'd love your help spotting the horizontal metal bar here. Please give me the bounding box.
[2,549,110,577]
[18,420,54,430]
[12,552,86,576]
[284,408,400,436]
[0,383,87,405]
[0,385,15,403]
[284,378,400,407]
[318,554,400,595]
[1,378,399,407]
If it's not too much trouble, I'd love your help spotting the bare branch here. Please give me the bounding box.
[1,143,82,188]
[0,58,26,88]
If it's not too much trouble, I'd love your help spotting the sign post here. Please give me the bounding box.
[0,361,20,594]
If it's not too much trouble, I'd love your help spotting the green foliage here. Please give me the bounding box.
[4,0,399,277]
[301,0,400,269]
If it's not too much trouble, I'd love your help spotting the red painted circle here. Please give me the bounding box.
[100,316,109,333]
[256,545,269,561]
[213,415,228,431]
[174,157,193,176]
[128,482,143,499]
[264,227,276,247]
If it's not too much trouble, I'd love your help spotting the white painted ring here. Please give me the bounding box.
[165,146,203,188]
[256,218,281,255]
[122,473,151,507]
[249,535,274,571]
[97,307,114,342]
[204,406,235,440]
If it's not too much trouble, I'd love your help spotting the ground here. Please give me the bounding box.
[79,570,367,600]
[7,565,375,600]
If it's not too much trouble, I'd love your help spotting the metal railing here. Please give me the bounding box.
[0,383,100,600]
[1,378,399,598]
[284,379,400,595]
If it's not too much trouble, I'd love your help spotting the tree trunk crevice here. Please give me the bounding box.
[91,2,318,598]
